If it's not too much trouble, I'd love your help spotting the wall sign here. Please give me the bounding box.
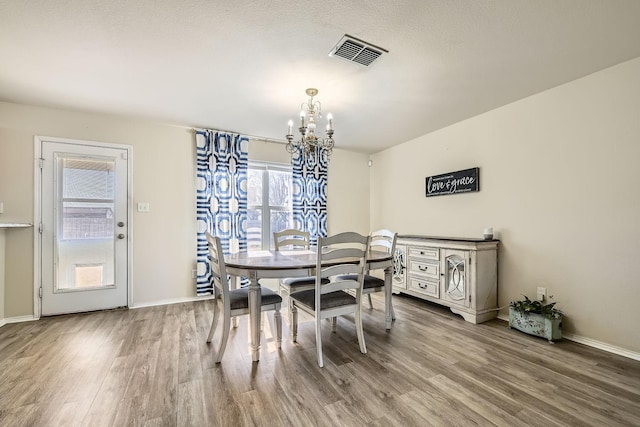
[426,167,479,197]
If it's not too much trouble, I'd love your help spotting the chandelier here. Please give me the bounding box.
[285,88,335,158]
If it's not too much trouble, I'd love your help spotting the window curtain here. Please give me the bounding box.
[195,129,249,295]
[292,147,328,246]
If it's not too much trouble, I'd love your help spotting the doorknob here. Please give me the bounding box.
[117,221,125,227]
[117,233,125,239]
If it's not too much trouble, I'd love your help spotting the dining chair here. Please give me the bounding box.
[336,229,397,316]
[274,228,329,298]
[205,232,282,363]
[289,231,370,368]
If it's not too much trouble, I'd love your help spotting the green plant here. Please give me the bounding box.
[509,295,563,320]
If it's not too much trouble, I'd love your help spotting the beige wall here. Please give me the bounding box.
[0,102,369,317]
[0,231,5,320]
[371,57,640,353]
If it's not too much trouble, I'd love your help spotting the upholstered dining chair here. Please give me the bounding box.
[205,232,282,363]
[274,229,329,298]
[336,229,397,316]
[289,231,370,368]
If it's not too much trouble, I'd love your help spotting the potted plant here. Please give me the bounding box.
[508,295,563,343]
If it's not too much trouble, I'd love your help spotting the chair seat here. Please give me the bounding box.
[289,289,356,311]
[282,276,330,288]
[335,274,384,289]
[228,287,283,310]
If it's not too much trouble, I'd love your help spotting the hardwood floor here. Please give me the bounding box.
[1,294,639,426]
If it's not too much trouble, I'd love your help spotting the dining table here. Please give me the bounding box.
[224,248,395,362]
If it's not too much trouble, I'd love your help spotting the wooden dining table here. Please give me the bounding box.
[224,248,394,362]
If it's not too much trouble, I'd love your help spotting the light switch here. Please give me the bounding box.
[137,202,150,212]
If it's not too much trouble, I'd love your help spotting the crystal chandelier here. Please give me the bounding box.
[285,88,335,158]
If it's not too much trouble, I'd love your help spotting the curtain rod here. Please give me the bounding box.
[191,127,285,145]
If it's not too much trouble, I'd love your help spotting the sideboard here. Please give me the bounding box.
[392,235,499,324]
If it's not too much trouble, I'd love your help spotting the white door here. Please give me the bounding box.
[40,139,130,315]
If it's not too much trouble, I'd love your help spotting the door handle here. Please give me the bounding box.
[117,233,125,239]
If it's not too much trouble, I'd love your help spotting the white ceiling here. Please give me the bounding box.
[2,0,640,154]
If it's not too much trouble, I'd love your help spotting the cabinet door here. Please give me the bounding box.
[392,244,407,291]
[441,249,470,307]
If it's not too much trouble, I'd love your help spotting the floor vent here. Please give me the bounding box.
[329,34,387,67]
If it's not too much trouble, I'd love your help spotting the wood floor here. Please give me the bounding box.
[1,294,639,427]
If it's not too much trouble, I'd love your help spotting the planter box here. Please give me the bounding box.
[508,307,562,343]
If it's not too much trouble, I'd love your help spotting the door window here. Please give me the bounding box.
[55,155,117,291]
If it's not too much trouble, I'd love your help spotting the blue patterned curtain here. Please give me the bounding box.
[195,130,249,295]
[292,147,328,246]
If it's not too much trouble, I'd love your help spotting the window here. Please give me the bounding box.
[247,161,293,250]
[59,157,115,240]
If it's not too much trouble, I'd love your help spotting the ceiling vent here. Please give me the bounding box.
[329,34,387,67]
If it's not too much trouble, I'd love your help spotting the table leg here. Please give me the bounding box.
[248,270,261,362]
[232,275,239,328]
[385,266,394,330]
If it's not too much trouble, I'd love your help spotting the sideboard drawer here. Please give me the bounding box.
[409,277,439,298]
[408,259,440,279]
[408,246,439,260]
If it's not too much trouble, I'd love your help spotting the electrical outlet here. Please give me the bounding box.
[137,202,150,212]
[536,287,546,301]
[191,269,197,279]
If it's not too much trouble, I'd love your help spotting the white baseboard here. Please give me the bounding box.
[1,315,38,325]
[561,333,640,361]
[130,295,216,309]
[498,314,640,362]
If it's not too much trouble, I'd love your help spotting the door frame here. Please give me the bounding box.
[33,135,133,318]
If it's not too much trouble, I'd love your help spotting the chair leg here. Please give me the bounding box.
[207,300,221,343]
[274,308,282,349]
[316,316,324,368]
[291,302,298,342]
[214,312,231,364]
[390,300,396,320]
[355,306,367,355]
[367,293,373,309]
[287,291,294,327]
[331,316,337,332]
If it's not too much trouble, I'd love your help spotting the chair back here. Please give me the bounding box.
[316,232,370,296]
[206,232,229,309]
[274,228,310,251]
[370,229,397,256]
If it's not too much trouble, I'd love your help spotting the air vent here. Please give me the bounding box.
[329,34,387,67]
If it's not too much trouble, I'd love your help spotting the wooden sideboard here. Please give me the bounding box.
[392,235,498,324]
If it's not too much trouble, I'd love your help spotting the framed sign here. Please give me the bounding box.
[426,167,479,197]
